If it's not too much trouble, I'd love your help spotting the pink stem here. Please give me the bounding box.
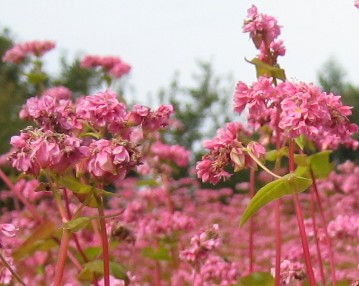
[274,199,282,286]
[97,196,110,286]
[0,168,43,223]
[54,229,71,286]
[310,190,326,285]
[248,169,255,273]
[288,140,316,285]
[310,169,337,286]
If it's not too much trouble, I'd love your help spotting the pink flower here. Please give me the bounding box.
[76,90,127,134]
[80,139,140,183]
[42,86,72,100]
[355,0,359,8]
[0,224,17,238]
[151,141,191,167]
[80,55,131,78]
[9,128,84,175]
[243,5,281,48]
[2,40,55,63]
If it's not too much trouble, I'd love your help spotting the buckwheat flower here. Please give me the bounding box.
[180,224,221,264]
[243,5,281,48]
[2,40,55,64]
[0,224,17,238]
[327,215,359,239]
[141,104,174,131]
[195,255,240,286]
[197,122,263,184]
[42,86,72,100]
[151,141,191,167]
[76,90,127,134]
[20,94,80,132]
[355,0,359,8]
[80,139,140,183]
[80,55,131,78]
[9,128,84,175]
[271,259,306,285]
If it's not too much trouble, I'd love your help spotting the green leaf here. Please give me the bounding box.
[265,147,288,162]
[79,260,129,283]
[235,272,274,286]
[13,221,56,260]
[240,174,312,226]
[294,154,308,167]
[63,217,90,232]
[246,58,286,81]
[58,176,93,194]
[308,150,333,179]
[83,247,103,261]
[294,150,333,179]
[142,246,171,261]
[295,134,306,150]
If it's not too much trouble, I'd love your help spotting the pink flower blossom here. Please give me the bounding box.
[0,224,17,238]
[42,86,72,100]
[80,55,131,78]
[9,128,84,175]
[355,0,359,8]
[79,139,140,183]
[271,259,306,285]
[151,141,191,167]
[2,40,55,63]
[76,90,127,134]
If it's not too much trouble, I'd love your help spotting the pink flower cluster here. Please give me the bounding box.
[10,128,84,175]
[180,224,221,263]
[127,104,175,131]
[20,92,79,132]
[81,55,131,78]
[327,215,359,239]
[233,77,359,149]
[2,40,55,64]
[271,259,306,285]
[196,122,265,184]
[151,141,191,167]
[355,0,359,8]
[193,256,239,286]
[78,139,140,182]
[243,5,285,64]
[76,90,127,134]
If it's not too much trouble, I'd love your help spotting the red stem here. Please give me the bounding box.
[289,140,316,285]
[274,199,281,286]
[248,169,255,273]
[310,190,326,285]
[310,169,337,286]
[0,168,43,223]
[54,229,71,286]
[97,196,110,286]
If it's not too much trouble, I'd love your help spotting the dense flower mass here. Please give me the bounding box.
[196,122,265,184]
[233,77,359,150]
[76,90,127,134]
[78,139,141,182]
[9,128,84,175]
[2,40,55,63]
[81,55,131,78]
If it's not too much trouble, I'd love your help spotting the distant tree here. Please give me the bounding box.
[0,29,29,154]
[159,61,236,160]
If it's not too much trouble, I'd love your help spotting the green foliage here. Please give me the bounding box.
[235,272,274,286]
[240,174,312,226]
[63,217,91,233]
[142,246,171,261]
[246,58,286,81]
[295,151,333,179]
[79,260,129,283]
[160,61,234,159]
[0,29,30,154]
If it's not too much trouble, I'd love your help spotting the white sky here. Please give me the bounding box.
[1,0,359,102]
